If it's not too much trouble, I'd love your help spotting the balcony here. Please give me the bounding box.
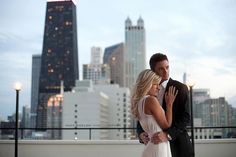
[1,139,236,157]
[1,126,236,157]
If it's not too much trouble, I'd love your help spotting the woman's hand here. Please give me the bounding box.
[165,86,178,107]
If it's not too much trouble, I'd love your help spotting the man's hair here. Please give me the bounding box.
[149,53,168,71]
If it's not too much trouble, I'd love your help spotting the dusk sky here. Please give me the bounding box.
[0,0,236,120]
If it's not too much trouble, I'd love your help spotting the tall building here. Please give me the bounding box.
[83,46,110,84]
[124,17,146,89]
[197,97,230,138]
[37,0,79,128]
[183,72,187,84]
[21,105,31,128]
[31,54,41,128]
[193,88,211,119]
[104,43,124,86]
[21,105,31,138]
[91,46,102,64]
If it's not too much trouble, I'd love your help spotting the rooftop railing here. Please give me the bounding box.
[1,126,236,140]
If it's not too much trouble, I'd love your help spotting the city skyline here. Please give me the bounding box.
[0,0,236,120]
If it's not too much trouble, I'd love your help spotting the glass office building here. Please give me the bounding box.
[37,0,79,128]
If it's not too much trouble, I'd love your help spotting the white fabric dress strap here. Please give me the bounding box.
[141,95,149,116]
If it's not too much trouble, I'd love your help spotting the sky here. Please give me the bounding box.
[0,0,236,120]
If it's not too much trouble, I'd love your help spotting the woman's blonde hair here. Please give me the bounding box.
[131,69,161,119]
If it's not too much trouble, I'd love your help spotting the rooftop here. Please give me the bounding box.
[1,139,236,157]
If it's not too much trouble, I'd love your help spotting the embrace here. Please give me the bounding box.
[131,53,194,157]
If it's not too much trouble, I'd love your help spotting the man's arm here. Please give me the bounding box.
[137,121,144,135]
[137,121,149,144]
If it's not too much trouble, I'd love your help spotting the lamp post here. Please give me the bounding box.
[14,82,22,157]
[187,80,195,157]
[189,84,195,156]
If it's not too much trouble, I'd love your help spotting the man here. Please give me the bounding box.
[137,53,193,157]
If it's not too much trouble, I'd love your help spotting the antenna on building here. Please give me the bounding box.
[60,80,64,95]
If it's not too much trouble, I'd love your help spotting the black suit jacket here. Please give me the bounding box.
[137,78,193,157]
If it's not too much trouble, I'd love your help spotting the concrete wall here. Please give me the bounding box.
[1,139,236,157]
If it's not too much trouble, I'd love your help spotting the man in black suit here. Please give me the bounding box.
[137,53,193,157]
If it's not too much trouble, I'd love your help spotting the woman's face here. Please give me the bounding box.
[147,84,160,96]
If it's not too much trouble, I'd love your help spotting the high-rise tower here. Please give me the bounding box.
[124,17,146,89]
[83,47,110,85]
[104,43,124,86]
[31,54,41,128]
[37,0,79,128]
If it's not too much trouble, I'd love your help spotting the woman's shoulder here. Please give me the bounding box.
[143,96,160,115]
[145,95,159,107]
[145,95,157,101]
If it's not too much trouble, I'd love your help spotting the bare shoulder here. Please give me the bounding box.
[145,96,157,102]
[145,96,160,109]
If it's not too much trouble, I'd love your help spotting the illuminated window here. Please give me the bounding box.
[49,16,53,20]
[48,69,54,73]
[65,21,72,26]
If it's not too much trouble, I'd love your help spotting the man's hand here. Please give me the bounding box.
[139,132,150,145]
[151,131,168,144]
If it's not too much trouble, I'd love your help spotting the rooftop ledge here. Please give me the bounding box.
[1,138,236,144]
[1,139,236,157]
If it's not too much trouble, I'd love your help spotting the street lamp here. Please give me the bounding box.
[187,80,195,156]
[14,82,22,157]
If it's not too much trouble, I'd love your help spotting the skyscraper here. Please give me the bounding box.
[37,0,79,128]
[104,43,124,86]
[83,46,110,85]
[31,54,41,128]
[91,46,102,65]
[124,17,146,89]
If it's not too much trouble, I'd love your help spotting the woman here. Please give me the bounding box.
[131,69,178,157]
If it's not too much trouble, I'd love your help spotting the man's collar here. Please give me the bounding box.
[161,78,169,88]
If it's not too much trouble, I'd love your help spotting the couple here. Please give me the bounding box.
[131,53,193,157]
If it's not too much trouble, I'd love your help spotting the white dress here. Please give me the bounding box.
[138,95,172,157]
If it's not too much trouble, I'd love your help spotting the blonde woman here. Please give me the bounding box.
[131,69,178,157]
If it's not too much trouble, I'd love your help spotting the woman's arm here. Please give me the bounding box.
[146,86,177,130]
[145,96,172,130]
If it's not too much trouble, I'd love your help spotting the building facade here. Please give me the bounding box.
[124,17,146,89]
[62,80,131,140]
[104,43,124,87]
[91,46,102,64]
[47,94,63,139]
[37,0,79,128]
[62,80,109,140]
[94,84,131,140]
[31,54,41,128]
[195,97,230,138]
[83,46,110,84]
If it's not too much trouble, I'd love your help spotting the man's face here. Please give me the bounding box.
[154,60,169,82]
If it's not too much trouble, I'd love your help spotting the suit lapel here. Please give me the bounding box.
[162,78,173,111]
